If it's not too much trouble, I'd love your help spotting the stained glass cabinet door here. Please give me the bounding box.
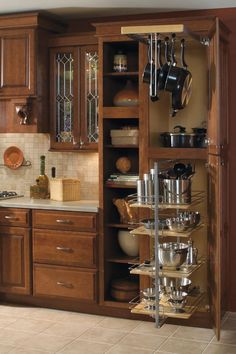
[49,45,98,151]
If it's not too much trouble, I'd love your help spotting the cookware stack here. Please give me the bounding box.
[143,33,192,116]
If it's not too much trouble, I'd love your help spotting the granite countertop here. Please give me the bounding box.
[0,197,99,212]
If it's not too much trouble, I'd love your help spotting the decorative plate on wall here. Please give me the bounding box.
[3,146,24,169]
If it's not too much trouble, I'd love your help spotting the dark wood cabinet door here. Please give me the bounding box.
[0,227,31,294]
[208,18,229,340]
[0,29,35,96]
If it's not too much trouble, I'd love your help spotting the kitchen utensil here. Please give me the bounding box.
[118,230,139,256]
[165,211,200,231]
[164,34,180,93]
[159,277,192,294]
[3,146,24,169]
[161,178,191,204]
[160,125,204,148]
[111,277,139,302]
[186,239,198,265]
[157,37,170,90]
[171,39,192,116]
[158,242,189,268]
[140,218,167,230]
[169,290,188,301]
[168,298,187,312]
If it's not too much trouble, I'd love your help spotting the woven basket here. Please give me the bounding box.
[50,178,80,201]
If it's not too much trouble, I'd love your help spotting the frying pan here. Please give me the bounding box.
[171,39,192,116]
[157,37,170,90]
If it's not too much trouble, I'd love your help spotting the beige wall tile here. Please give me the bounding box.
[0,134,98,199]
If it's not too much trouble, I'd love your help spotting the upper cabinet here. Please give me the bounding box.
[0,12,65,133]
[0,28,35,97]
[49,34,98,151]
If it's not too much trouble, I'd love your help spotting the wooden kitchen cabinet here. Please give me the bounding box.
[0,12,64,133]
[32,209,98,302]
[0,208,31,295]
[49,34,98,151]
[95,16,229,337]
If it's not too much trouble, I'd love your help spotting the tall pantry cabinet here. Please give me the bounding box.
[95,15,229,339]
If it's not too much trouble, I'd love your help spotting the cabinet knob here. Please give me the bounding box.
[56,281,73,289]
[56,219,71,224]
[80,139,84,148]
[56,246,73,253]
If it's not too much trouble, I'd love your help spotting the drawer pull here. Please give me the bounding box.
[56,281,73,289]
[56,219,71,224]
[56,246,73,253]
[4,215,18,220]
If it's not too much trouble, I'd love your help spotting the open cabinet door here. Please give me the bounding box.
[207,18,229,340]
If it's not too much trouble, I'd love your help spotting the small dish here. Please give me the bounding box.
[3,146,24,169]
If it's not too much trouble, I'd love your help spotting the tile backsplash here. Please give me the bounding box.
[0,134,99,200]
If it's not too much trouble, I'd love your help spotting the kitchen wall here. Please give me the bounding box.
[0,133,99,200]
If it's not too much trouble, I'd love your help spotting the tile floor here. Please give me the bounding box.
[0,304,235,353]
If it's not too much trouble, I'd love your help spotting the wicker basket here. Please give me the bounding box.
[50,178,80,201]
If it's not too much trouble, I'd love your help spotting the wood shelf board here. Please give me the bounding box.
[105,183,137,189]
[148,147,207,160]
[107,223,137,229]
[130,258,205,278]
[129,191,205,210]
[103,300,131,309]
[103,107,139,118]
[105,144,139,148]
[107,256,140,264]
[130,224,204,238]
[104,71,139,77]
[130,292,205,320]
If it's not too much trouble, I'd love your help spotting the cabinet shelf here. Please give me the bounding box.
[104,71,139,77]
[130,292,205,320]
[107,223,136,229]
[103,107,139,118]
[130,224,204,238]
[105,144,139,149]
[107,256,139,264]
[148,147,207,160]
[103,300,131,309]
[129,257,206,278]
[129,191,204,210]
[105,183,137,189]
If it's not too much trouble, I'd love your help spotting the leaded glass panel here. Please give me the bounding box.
[55,52,74,143]
[85,51,98,143]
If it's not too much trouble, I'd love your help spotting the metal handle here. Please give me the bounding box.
[56,246,72,253]
[4,215,18,220]
[80,139,84,148]
[56,219,71,224]
[56,281,73,289]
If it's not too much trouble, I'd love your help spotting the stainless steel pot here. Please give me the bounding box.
[160,125,206,148]
[162,178,191,204]
[158,242,188,268]
[159,277,191,294]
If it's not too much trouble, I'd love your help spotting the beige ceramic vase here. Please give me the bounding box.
[113,80,139,107]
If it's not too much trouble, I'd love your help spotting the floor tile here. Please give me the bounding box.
[57,339,112,354]
[42,321,92,338]
[0,315,18,328]
[119,333,167,350]
[203,343,236,353]
[132,322,179,337]
[0,304,38,318]
[0,329,32,346]
[9,348,53,354]
[158,338,208,354]
[0,343,14,353]
[212,330,236,345]
[97,317,141,331]
[228,312,236,320]
[172,326,214,342]
[107,343,155,354]
[79,327,128,344]
[15,333,74,352]
[222,318,236,330]
[6,318,54,334]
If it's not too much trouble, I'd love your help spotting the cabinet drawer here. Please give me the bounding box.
[32,210,97,232]
[33,229,97,268]
[33,264,97,302]
[0,208,30,227]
